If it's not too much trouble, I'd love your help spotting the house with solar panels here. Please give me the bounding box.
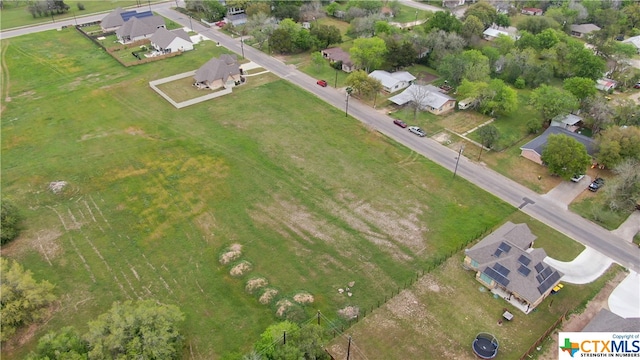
[463,222,563,313]
[100,7,155,32]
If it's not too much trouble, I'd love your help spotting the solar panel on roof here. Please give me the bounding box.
[484,267,510,287]
[498,242,512,253]
[518,265,531,276]
[534,262,544,273]
[493,263,511,277]
[121,10,153,22]
[537,271,561,294]
[518,255,531,266]
[493,249,503,257]
[539,266,553,280]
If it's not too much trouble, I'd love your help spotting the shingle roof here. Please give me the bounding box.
[116,16,165,40]
[483,28,509,38]
[322,48,354,66]
[388,84,454,109]
[571,23,601,34]
[368,70,416,89]
[101,7,125,29]
[466,222,563,304]
[622,35,640,49]
[150,28,192,48]
[520,126,596,157]
[194,54,240,83]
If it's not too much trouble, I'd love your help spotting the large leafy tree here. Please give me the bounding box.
[349,37,387,73]
[595,126,640,168]
[1,258,56,342]
[310,24,341,48]
[603,159,640,212]
[567,46,606,80]
[27,326,88,359]
[517,16,560,34]
[202,0,227,22]
[479,79,518,116]
[463,1,496,28]
[563,77,597,102]
[345,70,382,97]
[86,300,184,360]
[1,200,23,245]
[541,134,591,180]
[529,85,579,120]
[385,40,417,70]
[461,15,484,40]
[254,322,330,360]
[583,96,614,135]
[424,11,461,33]
[476,124,500,160]
[424,30,466,67]
[438,49,490,86]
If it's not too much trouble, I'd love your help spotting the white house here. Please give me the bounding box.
[570,24,601,38]
[368,70,416,93]
[388,84,456,115]
[483,26,520,41]
[150,28,193,54]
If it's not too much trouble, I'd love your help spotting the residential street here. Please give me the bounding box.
[2,3,639,274]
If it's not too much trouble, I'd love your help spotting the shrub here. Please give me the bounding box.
[77,3,85,11]
[526,118,542,134]
[1,200,23,245]
[514,77,526,89]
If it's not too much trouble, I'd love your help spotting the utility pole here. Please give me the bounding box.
[189,15,193,32]
[240,36,245,59]
[334,68,338,88]
[317,310,321,325]
[347,336,352,360]
[453,144,465,178]
[345,87,353,117]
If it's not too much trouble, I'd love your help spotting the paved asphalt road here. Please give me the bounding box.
[3,3,639,273]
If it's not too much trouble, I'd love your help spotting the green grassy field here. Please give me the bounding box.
[0,1,164,30]
[1,28,518,358]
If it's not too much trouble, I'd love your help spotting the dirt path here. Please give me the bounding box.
[537,271,628,360]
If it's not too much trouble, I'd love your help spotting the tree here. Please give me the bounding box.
[563,77,597,102]
[517,16,560,34]
[345,70,380,97]
[476,124,500,160]
[495,13,510,28]
[1,258,56,342]
[424,30,466,67]
[595,126,640,168]
[529,85,579,120]
[438,50,490,86]
[349,37,387,73]
[461,15,484,40]
[603,159,640,212]
[541,134,591,180]
[325,2,339,17]
[613,99,640,127]
[1,200,23,245]
[478,79,518,116]
[310,51,325,70]
[246,12,277,49]
[424,11,461,33]
[408,83,432,121]
[583,95,614,135]
[567,46,606,80]
[463,1,497,28]
[310,24,341,48]
[245,2,270,17]
[27,326,88,359]
[269,28,293,53]
[254,321,301,358]
[535,28,560,50]
[385,40,417,70]
[85,300,184,360]
[203,0,227,22]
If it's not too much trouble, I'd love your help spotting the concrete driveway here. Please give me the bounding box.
[608,271,640,318]
[544,247,613,284]
[611,211,640,243]
[542,176,591,209]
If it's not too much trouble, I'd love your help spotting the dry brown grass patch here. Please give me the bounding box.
[229,260,252,277]
[245,277,268,294]
[219,243,243,265]
[259,288,278,304]
[293,292,314,304]
[276,299,293,317]
[338,306,359,320]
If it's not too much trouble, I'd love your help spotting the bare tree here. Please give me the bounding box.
[407,83,432,122]
[584,95,614,135]
[604,159,640,212]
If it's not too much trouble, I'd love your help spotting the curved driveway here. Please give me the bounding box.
[3,4,639,274]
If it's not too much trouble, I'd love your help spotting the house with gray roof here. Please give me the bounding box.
[321,48,357,72]
[570,23,601,38]
[194,54,242,90]
[520,126,595,165]
[101,7,154,32]
[116,16,166,44]
[622,35,640,54]
[464,222,563,313]
[550,114,583,132]
[150,28,193,54]
[368,70,416,93]
[388,84,456,115]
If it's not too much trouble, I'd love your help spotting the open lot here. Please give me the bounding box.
[0,26,614,360]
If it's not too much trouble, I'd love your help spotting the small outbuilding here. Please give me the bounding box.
[570,23,601,38]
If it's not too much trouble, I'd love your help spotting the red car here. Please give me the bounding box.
[215,21,226,27]
[634,82,640,89]
[393,119,408,128]
[316,79,328,87]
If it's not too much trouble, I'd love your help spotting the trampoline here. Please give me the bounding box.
[472,332,499,359]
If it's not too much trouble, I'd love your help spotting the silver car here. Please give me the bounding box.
[408,126,426,137]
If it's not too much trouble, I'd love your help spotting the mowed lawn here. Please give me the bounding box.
[3,29,519,358]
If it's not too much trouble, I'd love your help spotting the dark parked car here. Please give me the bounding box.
[316,79,328,87]
[393,119,408,128]
[589,178,605,192]
[634,82,640,89]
